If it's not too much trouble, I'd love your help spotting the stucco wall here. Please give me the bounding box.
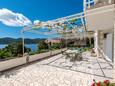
[85,4,115,31]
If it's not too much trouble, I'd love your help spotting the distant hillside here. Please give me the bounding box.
[0,37,46,44]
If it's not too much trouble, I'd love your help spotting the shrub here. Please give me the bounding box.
[0,42,31,60]
[91,79,115,86]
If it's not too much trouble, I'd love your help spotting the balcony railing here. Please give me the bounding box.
[84,0,115,10]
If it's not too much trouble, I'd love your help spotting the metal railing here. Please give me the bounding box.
[84,0,115,10]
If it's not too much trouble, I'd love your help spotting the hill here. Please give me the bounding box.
[0,37,46,44]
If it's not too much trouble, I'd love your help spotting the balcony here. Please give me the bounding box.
[84,0,115,10]
[84,3,115,31]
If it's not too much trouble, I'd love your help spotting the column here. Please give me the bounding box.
[94,30,99,58]
[113,15,115,82]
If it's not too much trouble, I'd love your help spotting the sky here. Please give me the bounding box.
[0,0,83,39]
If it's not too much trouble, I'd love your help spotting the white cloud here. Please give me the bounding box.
[0,8,32,27]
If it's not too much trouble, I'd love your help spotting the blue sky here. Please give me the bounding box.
[0,0,83,38]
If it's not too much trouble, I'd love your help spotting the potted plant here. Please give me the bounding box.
[91,79,115,86]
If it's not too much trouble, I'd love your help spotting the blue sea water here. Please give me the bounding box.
[0,44,38,52]
[25,44,38,52]
[0,44,7,49]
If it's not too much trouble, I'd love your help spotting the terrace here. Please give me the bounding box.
[0,0,115,86]
[0,52,113,86]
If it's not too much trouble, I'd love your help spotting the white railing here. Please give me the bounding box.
[84,0,94,10]
[84,0,114,10]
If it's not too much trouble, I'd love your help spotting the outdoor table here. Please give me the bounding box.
[64,50,79,61]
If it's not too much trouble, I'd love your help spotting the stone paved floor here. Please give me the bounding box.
[0,52,113,86]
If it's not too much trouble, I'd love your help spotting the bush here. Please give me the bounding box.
[38,41,48,50]
[91,79,115,86]
[51,43,61,49]
[0,42,31,60]
[0,50,12,59]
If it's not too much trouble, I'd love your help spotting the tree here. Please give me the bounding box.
[37,41,48,53]
[51,43,61,49]
[0,42,31,59]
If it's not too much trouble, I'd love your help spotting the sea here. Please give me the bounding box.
[0,44,38,52]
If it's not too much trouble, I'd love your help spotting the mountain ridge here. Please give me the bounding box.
[0,37,46,44]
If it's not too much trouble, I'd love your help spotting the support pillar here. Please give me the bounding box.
[94,30,99,58]
[21,30,25,57]
[113,15,115,82]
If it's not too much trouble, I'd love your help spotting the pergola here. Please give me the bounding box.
[21,12,94,56]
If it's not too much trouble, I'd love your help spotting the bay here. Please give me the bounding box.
[0,44,38,52]
[0,44,7,49]
[25,44,38,52]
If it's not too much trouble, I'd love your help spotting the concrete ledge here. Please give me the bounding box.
[0,48,67,72]
[29,52,50,62]
[0,57,26,72]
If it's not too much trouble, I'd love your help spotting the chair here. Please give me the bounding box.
[75,53,83,61]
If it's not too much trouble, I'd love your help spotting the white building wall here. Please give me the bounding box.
[113,15,115,82]
[106,33,113,61]
[100,32,113,61]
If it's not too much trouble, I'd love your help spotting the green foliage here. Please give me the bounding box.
[29,51,38,55]
[51,43,61,50]
[37,40,62,53]
[38,49,49,53]
[38,41,48,50]
[0,42,31,60]
[0,50,12,59]
[37,40,49,53]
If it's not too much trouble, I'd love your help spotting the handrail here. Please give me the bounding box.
[84,0,115,10]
